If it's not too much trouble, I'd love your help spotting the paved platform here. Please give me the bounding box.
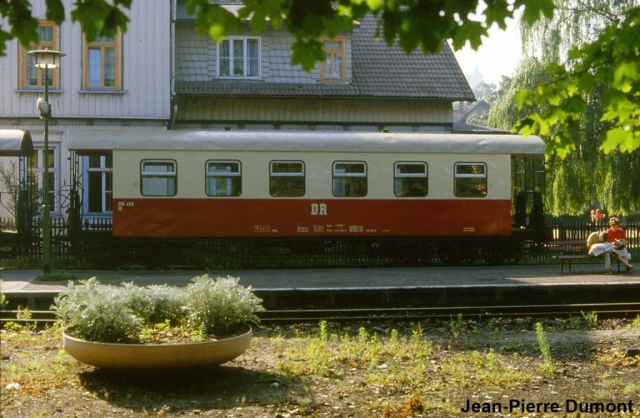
[0,264,637,293]
[2,265,637,310]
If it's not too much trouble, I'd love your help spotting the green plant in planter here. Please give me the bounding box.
[53,275,264,344]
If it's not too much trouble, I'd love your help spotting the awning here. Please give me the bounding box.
[0,130,33,156]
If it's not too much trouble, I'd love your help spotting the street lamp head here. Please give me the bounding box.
[27,48,65,69]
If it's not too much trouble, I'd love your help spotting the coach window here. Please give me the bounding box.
[141,160,177,196]
[394,162,428,197]
[454,162,487,197]
[270,161,305,197]
[333,161,367,197]
[206,160,241,197]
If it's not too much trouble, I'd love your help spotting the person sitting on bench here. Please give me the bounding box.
[606,217,633,273]
[587,231,613,274]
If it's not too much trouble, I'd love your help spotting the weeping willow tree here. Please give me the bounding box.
[489,0,640,216]
[488,58,591,215]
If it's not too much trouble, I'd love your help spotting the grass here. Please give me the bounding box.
[2,316,640,417]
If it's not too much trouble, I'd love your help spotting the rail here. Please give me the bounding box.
[4,303,640,326]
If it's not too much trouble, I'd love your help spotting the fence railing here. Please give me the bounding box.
[546,214,639,248]
[1,214,638,266]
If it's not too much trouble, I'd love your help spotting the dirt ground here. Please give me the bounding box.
[2,318,640,417]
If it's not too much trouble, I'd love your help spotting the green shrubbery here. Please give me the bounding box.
[53,275,264,343]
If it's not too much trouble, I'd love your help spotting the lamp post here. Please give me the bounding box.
[27,48,65,274]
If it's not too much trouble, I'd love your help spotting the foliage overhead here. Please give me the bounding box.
[3,0,638,158]
[515,4,640,157]
[1,0,555,71]
[488,1,640,215]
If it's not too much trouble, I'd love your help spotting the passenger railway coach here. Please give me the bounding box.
[66,130,546,267]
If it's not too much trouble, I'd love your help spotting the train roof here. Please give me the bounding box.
[0,130,33,156]
[67,130,546,155]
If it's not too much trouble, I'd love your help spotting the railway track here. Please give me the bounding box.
[3,302,640,326]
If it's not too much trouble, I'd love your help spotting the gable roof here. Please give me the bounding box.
[175,12,474,101]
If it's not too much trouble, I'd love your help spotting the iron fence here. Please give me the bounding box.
[1,214,638,267]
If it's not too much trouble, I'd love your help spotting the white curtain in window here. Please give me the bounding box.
[248,39,259,77]
[219,40,230,76]
[88,49,102,87]
[104,47,115,87]
[233,39,244,76]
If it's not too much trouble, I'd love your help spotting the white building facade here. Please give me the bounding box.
[0,0,171,221]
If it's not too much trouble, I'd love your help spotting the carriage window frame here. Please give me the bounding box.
[394,162,428,197]
[332,161,367,197]
[269,160,305,197]
[140,160,177,196]
[205,160,242,197]
[454,162,487,198]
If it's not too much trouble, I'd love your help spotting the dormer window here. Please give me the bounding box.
[320,37,346,82]
[218,37,260,78]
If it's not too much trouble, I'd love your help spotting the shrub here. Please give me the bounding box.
[53,275,264,343]
[185,275,264,336]
[54,278,142,343]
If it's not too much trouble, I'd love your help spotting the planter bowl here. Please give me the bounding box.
[62,327,252,370]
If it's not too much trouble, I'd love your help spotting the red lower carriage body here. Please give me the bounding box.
[113,198,511,239]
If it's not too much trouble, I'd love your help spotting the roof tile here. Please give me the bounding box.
[176,12,473,101]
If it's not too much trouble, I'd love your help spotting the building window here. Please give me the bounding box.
[83,32,122,89]
[454,162,487,197]
[218,37,260,78]
[333,161,367,197]
[394,162,428,197]
[141,160,177,196]
[270,161,305,197]
[18,21,60,89]
[28,146,58,212]
[319,37,345,82]
[206,160,242,197]
[85,155,113,213]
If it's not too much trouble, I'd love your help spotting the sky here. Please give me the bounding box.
[452,16,523,87]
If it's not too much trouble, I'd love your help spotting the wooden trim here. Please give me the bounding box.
[17,21,60,89]
[82,31,123,90]
[319,37,346,82]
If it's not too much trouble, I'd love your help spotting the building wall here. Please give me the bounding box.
[175,98,453,129]
[0,0,172,219]
[0,0,171,120]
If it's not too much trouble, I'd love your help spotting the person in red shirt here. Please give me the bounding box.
[607,217,633,272]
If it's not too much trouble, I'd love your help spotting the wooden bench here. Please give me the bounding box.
[548,239,620,273]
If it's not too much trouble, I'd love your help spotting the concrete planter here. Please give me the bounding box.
[62,326,252,370]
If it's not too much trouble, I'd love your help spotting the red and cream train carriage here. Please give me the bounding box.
[67,130,546,267]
